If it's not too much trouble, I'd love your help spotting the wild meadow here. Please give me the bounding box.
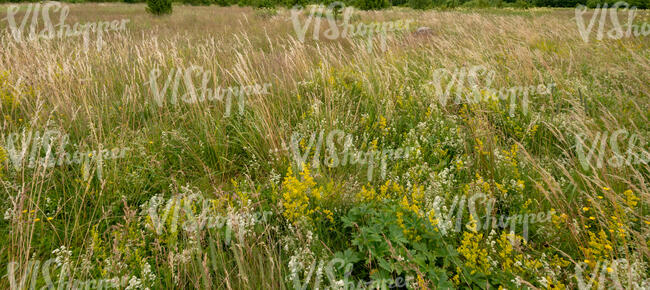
[0,3,649,289]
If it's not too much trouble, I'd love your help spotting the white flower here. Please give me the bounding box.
[52,245,72,267]
[270,168,281,185]
[4,207,14,220]
[142,262,156,283]
[125,276,143,290]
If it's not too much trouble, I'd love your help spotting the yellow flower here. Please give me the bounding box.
[582,207,590,212]
[466,214,478,233]
[280,165,323,224]
[603,187,610,191]
[47,217,54,221]
[378,115,387,133]
[624,190,639,207]
[607,267,613,273]
[34,218,40,222]
[458,232,490,274]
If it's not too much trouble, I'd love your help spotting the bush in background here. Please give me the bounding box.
[407,0,432,9]
[183,0,214,6]
[355,0,391,10]
[147,0,173,14]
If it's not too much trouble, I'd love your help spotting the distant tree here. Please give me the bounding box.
[391,0,409,6]
[253,0,275,8]
[147,0,173,14]
[183,0,214,6]
[215,0,235,6]
[586,0,648,8]
[408,0,432,9]
[533,0,584,6]
[356,0,391,10]
[285,0,308,8]
[511,0,532,7]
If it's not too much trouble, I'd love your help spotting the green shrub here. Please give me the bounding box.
[586,0,648,8]
[286,0,308,7]
[355,0,391,10]
[147,0,173,14]
[533,0,584,7]
[215,0,235,6]
[408,0,432,9]
[510,0,532,7]
[253,0,275,8]
[183,0,214,6]
[462,0,503,7]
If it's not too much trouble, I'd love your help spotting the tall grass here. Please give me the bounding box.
[0,3,648,289]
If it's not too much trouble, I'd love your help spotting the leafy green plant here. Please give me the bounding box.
[339,202,458,288]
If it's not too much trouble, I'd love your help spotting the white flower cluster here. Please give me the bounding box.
[52,245,72,267]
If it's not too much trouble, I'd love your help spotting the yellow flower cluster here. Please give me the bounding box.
[624,189,639,208]
[606,215,628,239]
[281,166,322,224]
[550,209,567,229]
[358,180,404,202]
[0,71,16,107]
[457,231,490,274]
[0,146,7,178]
[474,138,490,156]
[474,173,491,193]
[502,144,519,169]
[496,232,518,270]
[322,209,334,224]
[581,230,614,268]
[378,115,388,136]
[394,185,425,241]
[380,180,402,198]
[395,211,419,241]
[427,209,438,231]
[358,185,380,202]
[399,186,424,217]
